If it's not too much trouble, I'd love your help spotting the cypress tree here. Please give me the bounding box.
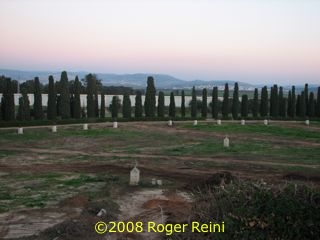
[19,91,30,121]
[17,96,25,120]
[308,92,315,118]
[232,82,239,119]
[291,86,296,118]
[241,94,248,118]
[296,95,301,117]
[169,92,176,118]
[287,90,292,117]
[299,91,306,118]
[3,78,15,121]
[222,83,229,119]
[86,73,95,118]
[316,87,320,117]
[278,87,285,117]
[122,93,132,118]
[260,86,268,117]
[59,71,70,119]
[270,84,279,118]
[111,96,118,119]
[212,87,218,119]
[281,98,287,118]
[304,83,309,115]
[201,88,207,118]
[95,93,99,118]
[33,77,43,120]
[56,95,61,117]
[181,90,185,118]
[135,91,143,118]
[157,91,165,118]
[191,86,197,118]
[73,76,81,119]
[100,91,105,118]
[0,97,4,121]
[70,94,74,118]
[252,88,259,118]
[47,75,56,120]
[144,76,156,117]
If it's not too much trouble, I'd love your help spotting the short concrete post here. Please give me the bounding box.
[151,178,156,185]
[193,120,198,126]
[83,123,88,130]
[157,179,162,186]
[223,136,229,148]
[217,119,222,125]
[113,121,118,128]
[241,119,245,125]
[168,120,173,126]
[264,119,268,126]
[305,120,310,126]
[52,125,57,133]
[17,127,23,135]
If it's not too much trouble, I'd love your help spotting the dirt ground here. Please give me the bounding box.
[0,121,319,239]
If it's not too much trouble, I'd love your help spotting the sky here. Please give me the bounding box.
[0,0,319,85]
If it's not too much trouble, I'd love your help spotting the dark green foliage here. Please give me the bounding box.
[110,96,119,119]
[201,88,207,118]
[169,92,176,118]
[86,74,96,118]
[304,83,309,114]
[69,95,74,118]
[296,94,301,117]
[100,91,105,118]
[2,78,15,121]
[241,94,248,118]
[94,93,99,118]
[181,90,185,118]
[17,91,31,121]
[299,91,306,118]
[122,93,131,118]
[278,87,286,117]
[212,87,219,119]
[47,75,56,120]
[260,86,268,117]
[73,76,81,119]
[33,77,43,120]
[191,86,197,118]
[59,71,70,119]
[0,97,3,120]
[144,76,156,117]
[135,91,143,118]
[308,92,315,118]
[270,84,279,118]
[252,88,259,118]
[287,90,292,117]
[316,87,320,117]
[291,86,296,118]
[157,91,165,118]
[232,82,239,119]
[222,83,229,119]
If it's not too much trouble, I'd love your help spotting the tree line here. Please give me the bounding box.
[1,73,320,122]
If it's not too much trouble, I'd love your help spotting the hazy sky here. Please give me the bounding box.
[1,0,319,84]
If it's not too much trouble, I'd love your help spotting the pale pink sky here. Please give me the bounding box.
[1,0,319,84]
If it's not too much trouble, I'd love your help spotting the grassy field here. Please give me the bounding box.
[0,121,319,239]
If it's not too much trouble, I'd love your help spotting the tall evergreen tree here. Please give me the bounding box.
[86,73,96,118]
[308,92,315,118]
[33,77,43,120]
[59,71,70,119]
[212,87,219,119]
[181,90,185,118]
[17,91,30,121]
[73,76,81,119]
[47,75,56,120]
[232,82,239,119]
[122,93,132,118]
[296,95,301,117]
[3,78,15,121]
[70,94,74,118]
[191,86,197,118]
[299,91,306,118]
[304,83,309,115]
[144,76,156,117]
[157,91,165,118]
[287,90,292,117]
[222,83,229,119]
[241,95,248,118]
[260,86,268,117]
[291,86,296,118]
[94,93,99,118]
[252,88,259,118]
[135,91,143,118]
[169,92,176,118]
[316,87,320,117]
[278,87,285,117]
[100,91,105,118]
[111,96,118,119]
[201,88,207,118]
[0,97,4,121]
[270,84,279,118]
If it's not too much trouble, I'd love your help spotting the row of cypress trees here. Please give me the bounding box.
[1,74,320,121]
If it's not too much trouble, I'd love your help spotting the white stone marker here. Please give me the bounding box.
[241,119,245,125]
[264,119,268,125]
[17,127,23,135]
[83,123,88,130]
[193,120,198,126]
[151,178,156,185]
[130,166,140,185]
[52,125,57,133]
[157,179,163,186]
[305,120,310,126]
[168,120,173,126]
[217,119,222,125]
[223,136,229,148]
[113,121,118,128]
